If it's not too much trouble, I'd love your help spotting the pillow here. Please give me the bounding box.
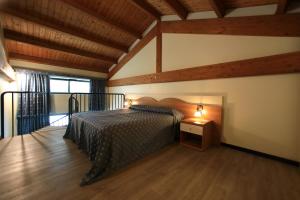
[130,105,184,139]
[129,105,183,119]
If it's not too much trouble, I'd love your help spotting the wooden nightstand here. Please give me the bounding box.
[180,118,214,151]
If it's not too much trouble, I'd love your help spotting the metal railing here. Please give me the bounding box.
[1,92,125,138]
[68,93,125,118]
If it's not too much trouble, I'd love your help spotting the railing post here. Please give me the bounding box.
[1,92,5,138]
[12,93,14,137]
[20,93,23,135]
[68,94,73,121]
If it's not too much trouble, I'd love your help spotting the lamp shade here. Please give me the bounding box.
[194,104,204,117]
[194,110,202,117]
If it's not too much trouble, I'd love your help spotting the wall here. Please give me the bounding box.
[111,38,156,79]
[109,6,300,162]
[162,34,300,71]
[0,76,18,137]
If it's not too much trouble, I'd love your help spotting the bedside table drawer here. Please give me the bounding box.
[180,123,203,135]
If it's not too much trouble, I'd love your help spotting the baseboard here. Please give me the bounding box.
[221,143,300,167]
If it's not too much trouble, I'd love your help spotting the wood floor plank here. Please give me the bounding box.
[0,127,299,200]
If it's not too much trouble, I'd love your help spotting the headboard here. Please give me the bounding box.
[134,97,223,144]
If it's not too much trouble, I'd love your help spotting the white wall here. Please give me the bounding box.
[111,38,156,80]
[0,76,18,137]
[163,34,300,71]
[109,7,300,161]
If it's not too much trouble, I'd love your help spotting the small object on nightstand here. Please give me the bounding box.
[180,118,214,151]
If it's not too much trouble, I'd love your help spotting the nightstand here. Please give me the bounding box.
[180,118,214,151]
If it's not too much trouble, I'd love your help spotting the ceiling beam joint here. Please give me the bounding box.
[276,0,289,14]
[129,0,161,20]
[165,0,188,20]
[208,0,226,18]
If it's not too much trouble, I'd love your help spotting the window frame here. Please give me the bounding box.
[50,77,90,94]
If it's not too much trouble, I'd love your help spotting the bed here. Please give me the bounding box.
[64,103,183,186]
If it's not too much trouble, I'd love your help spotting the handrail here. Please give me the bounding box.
[68,92,125,119]
[1,92,125,138]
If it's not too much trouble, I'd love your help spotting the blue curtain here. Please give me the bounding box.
[17,72,50,135]
[89,79,106,111]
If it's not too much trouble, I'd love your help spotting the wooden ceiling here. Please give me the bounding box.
[0,0,292,73]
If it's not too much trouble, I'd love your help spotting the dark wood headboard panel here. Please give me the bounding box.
[134,97,223,144]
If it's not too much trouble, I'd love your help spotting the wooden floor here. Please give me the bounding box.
[0,127,299,200]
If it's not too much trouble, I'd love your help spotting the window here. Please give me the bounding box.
[49,76,90,127]
[70,80,90,93]
[50,76,90,93]
[50,79,69,93]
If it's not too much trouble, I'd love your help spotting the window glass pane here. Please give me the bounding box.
[70,81,90,93]
[50,79,69,93]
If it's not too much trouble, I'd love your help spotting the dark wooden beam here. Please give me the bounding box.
[4,29,117,64]
[161,13,300,37]
[165,0,188,20]
[130,0,161,20]
[9,53,109,73]
[208,0,226,18]
[156,22,162,73]
[0,9,128,53]
[60,0,141,39]
[276,0,288,14]
[108,25,157,79]
[108,51,300,87]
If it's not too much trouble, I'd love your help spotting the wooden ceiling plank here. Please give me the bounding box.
[161,14,300,37]
[0,8,129,53]
[108,25,157,79]
[165,0,188,20]
[9,53,109,73]
[208,0,226,18]
[276,0,288,14]
[4,29,117,64]
[129,0,161,20]
[59,0,141,39]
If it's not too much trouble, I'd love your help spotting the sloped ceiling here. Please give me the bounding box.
[0,0,293,74]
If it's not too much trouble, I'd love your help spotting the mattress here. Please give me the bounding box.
[64,105,183,186]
